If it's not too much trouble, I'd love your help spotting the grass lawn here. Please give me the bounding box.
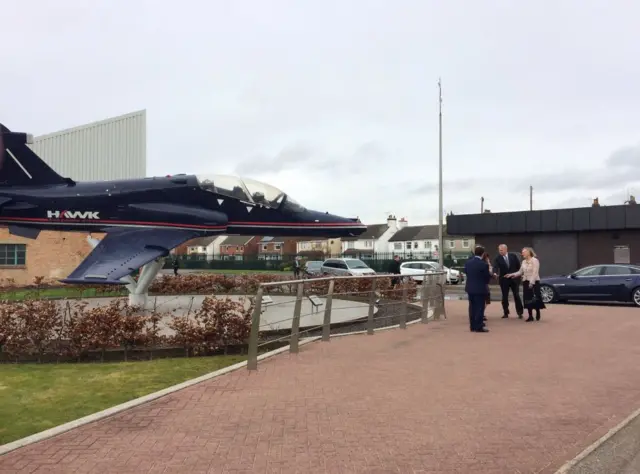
[0,287,127,301]
[0,355,245,445]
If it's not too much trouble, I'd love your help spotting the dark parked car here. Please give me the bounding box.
[303,260,324,277]
[539,264,640,307]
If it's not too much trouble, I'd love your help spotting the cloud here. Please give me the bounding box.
[234,140,389,176]
[233,142,323,175]
[2,0,640,226]
[413,143,640,200]
[513,143,640,193]
[606,145,640,168]
[412,178,477,195]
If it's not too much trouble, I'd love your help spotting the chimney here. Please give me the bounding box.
[387,214,397,228]
[398,217,408,229]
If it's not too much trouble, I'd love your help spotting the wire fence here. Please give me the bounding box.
[246,271,448,370]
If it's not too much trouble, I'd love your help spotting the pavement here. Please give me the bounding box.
[563,404,640,473]
[3,300,640,473]
[61,295,375,335]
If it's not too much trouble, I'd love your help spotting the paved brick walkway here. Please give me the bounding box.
[3,301,640,474]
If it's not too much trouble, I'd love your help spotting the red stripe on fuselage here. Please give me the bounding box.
[0,216,364,229]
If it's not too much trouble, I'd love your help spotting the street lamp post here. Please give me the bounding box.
[438,78,444,267]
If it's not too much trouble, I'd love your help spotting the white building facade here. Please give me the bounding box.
[341,215,404,258]
[29,110,146,181]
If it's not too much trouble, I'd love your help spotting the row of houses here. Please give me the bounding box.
[174,215,474,260]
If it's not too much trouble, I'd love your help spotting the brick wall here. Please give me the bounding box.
[0,229,100,286]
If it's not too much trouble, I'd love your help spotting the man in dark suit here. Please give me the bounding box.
[493,244,524,319]
[464,245,491,333]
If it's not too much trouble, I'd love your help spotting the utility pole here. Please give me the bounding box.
[529,186,533,211]
[480,196,484,213]
[438,78,444,267]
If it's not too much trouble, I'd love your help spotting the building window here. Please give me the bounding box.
[394,242,402,250]
[365,240,373,248]
[262,245,268,251]
[274,245,281,250]
[462,239,470,249]
[424,241,432,249]
[0,244,26,266]
[405,242,412,250]
[346,241,355,249]
[448,240,455,248]
[413,242,418,249]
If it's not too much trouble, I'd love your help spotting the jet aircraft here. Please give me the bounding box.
[0,123,366,285]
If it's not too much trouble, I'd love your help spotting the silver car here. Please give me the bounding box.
[321,258,376,276]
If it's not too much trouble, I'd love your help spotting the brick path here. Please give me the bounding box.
[3,301,640,474]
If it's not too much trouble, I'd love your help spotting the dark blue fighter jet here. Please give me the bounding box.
[0,123,366,285]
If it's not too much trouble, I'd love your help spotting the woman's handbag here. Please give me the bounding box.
[524,281,540,306]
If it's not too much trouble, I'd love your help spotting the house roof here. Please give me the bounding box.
[387,226,423,242]
[221,236,255,246]
[388,225,455,242]
[259,236,283,243]
[342,223,389,241]
[186,236,219,247]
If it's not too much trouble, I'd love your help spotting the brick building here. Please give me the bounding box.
[219,236,259,260]
[0,230,100,286]
[257,237,299,260]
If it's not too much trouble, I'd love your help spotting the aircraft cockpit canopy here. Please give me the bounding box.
[196,174,305,211]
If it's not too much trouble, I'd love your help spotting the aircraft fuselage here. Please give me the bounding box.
[0,174,364,238]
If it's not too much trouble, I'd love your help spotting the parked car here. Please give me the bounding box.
[321,258,376,276]
[442,265,461,284]
[303,260,324,277]
[400,261,460,284]
[399,261,437,282]
[539,264,640,307]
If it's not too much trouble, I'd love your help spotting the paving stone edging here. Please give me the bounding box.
[0,313,434,457]
[554,406,640,473]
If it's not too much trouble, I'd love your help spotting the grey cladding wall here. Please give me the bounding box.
[29,110,146,181]
[447,205,640,235]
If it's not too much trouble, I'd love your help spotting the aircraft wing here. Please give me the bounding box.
[60,227,201,285]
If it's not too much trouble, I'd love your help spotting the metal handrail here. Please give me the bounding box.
[246,271,448,370]
[258,271,447,287]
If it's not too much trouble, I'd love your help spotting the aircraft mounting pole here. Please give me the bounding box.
[438,78,444,268]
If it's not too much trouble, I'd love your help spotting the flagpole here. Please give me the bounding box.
[438,78,444,267]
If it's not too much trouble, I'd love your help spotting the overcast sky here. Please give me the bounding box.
[2,0,639,226]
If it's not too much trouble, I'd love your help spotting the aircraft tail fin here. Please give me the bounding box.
[0,123,69,186]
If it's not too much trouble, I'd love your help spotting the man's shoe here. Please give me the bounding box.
[501,314,509,319]
[475,328,489,333]
[517,314,523,319]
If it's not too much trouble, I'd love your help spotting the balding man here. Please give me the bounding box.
[493,244,524,319]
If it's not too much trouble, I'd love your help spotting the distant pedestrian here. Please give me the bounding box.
[173,259,179,276]
[293,257,301,279]
[388,255,401,287]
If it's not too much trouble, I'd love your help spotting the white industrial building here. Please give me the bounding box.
[28,109,146,181]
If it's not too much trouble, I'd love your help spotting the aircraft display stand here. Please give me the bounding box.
[87,236,163,308]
